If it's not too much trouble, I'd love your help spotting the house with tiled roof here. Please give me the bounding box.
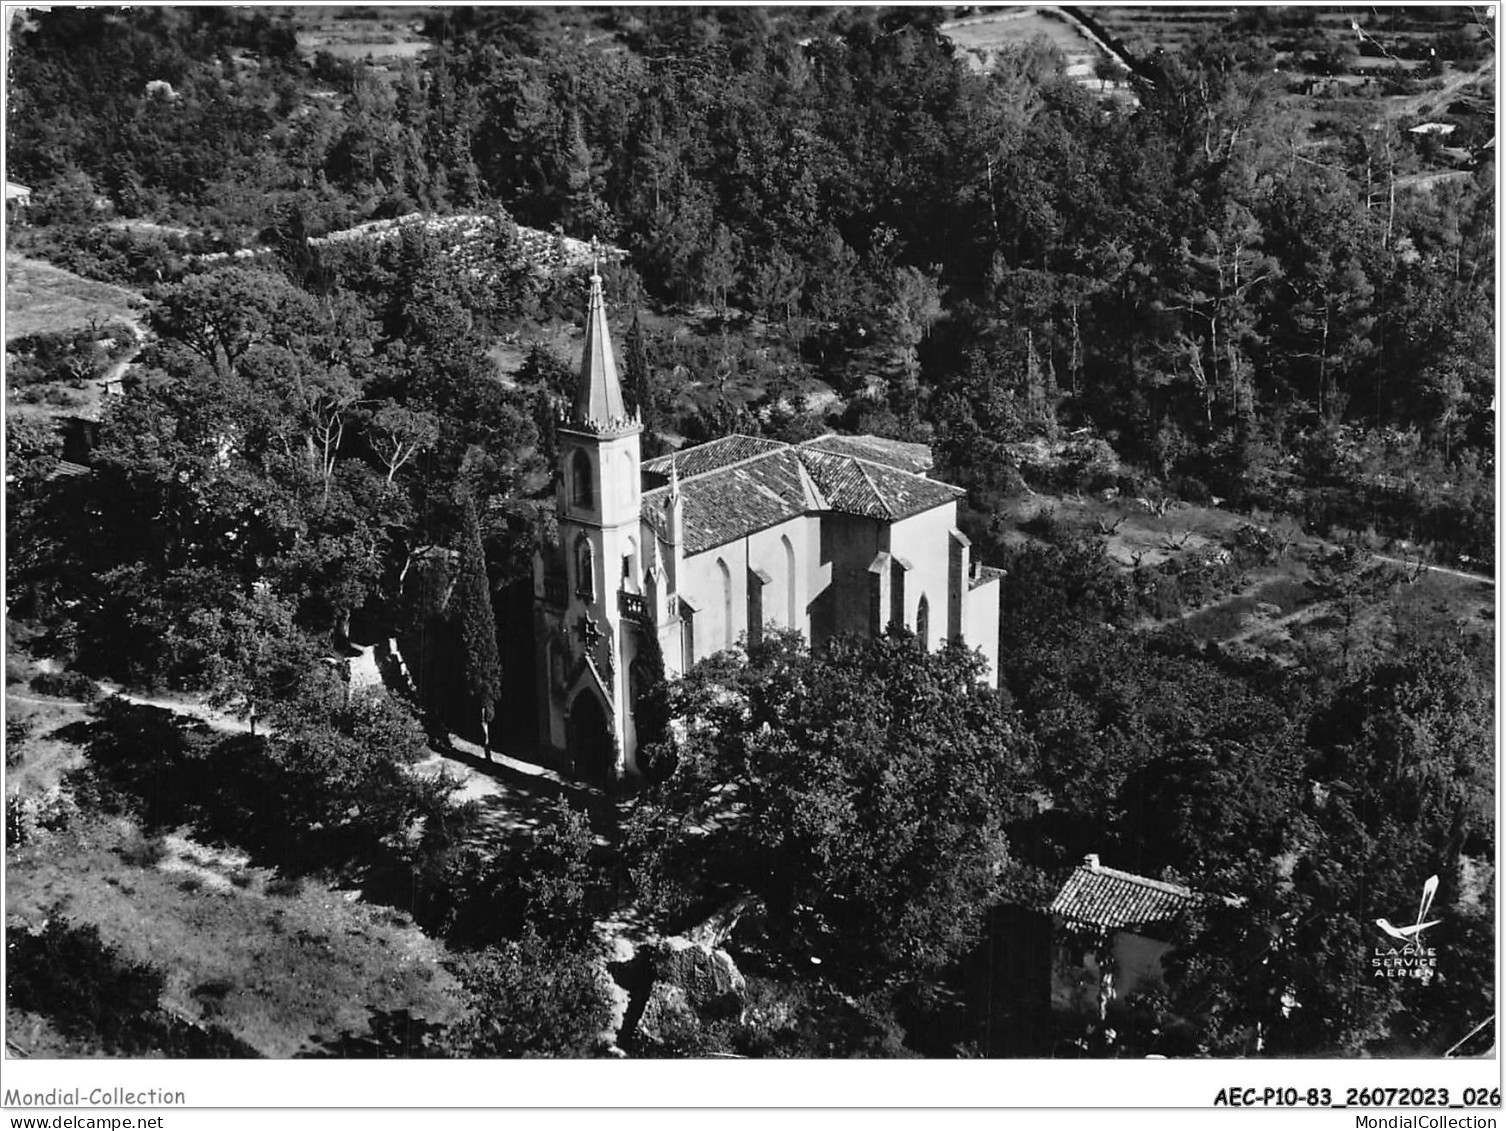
[1048,854,1204,1020]
[531,271,1003,780]
[6,180,32,223]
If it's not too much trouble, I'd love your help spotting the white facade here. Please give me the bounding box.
[535,283,1003,781]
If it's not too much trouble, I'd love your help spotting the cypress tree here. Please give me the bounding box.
[624,310,655,431]
[625,310,667,457]
[455,493,503,759]
[631,627,671,773]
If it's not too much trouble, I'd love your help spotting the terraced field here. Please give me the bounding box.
[941,8,1137,100]
[944,8,1098,68]
[1091,5,1231,53]
[1091,5,1491,112]
[994,6,1494,177]
[286,5,431,61]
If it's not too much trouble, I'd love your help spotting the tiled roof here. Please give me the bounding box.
[970,564,1006,590]
[644,449,812,555]
[639,433,961,555]
[642,434,786,482]
[641,490,671,542]
[854,457,965,519]
[795,447,891,519]
[802,434,933,475]
[1050,860,1200,931]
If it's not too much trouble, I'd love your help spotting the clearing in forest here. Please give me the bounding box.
[4,254,145,343]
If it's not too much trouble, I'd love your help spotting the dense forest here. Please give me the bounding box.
[8,6,1494,564]
[4,6,1494,1060]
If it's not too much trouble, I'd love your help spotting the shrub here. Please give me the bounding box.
[444,932,613,1058]
[117,832,169,868]
[1230,522,1285,565]
[31,789,78,834]
[5,789,78,845]
[265,875,304,898]
[1171,476,1212,505]
[5,917,165,1051]
[1019,506,1061,541]
[1254,577,1311,616]
[1133,572,1185,620]
[6,916,260,1056]
[6,719,31,768]
[4,326,117,388]
[430,799,603,949]
[6,792,29,847]
[31,670,102,702]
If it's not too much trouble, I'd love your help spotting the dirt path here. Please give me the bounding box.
[1371,554,1494,586]
[1385,56,1495,121]
[98,318,146,389]
[1047,6,1139,77]
[7,686,253,731]
[13,669,604,851]
[414,733,614,846]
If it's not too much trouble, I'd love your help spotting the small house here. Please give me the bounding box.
[6,180,32,221]
[1048,853,1201,1020]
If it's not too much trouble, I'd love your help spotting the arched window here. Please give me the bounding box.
[680,599,696,670]
[781,534,797,628]
[575,536,596,601]
[622,535,639,593]
[917,594,930,651]
[747,567,769,649]
[620,450,636,506]
[717,557,733,649]
[571,449,594,509]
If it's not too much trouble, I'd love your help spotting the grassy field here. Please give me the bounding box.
[5,689,93,796]
[941,8,1135,97]
[5,254,144,426]
[287,6,431,64]
[5,674,466,1058]
[4,254,144,343]
[1092,6,1243,54]
[298,37,430,61]
[6,815,465,1057]
[1092,6,1488,97]
[1002,486,1494,667]
[944,9,1096,63]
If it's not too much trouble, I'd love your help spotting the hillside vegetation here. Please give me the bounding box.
[4,6,1494,1060]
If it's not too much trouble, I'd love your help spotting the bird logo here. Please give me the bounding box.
[1376,874,1442,944]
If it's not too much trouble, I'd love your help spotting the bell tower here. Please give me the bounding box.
[546,260,643,779]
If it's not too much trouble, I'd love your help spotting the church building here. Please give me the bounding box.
[533,269,1003,780]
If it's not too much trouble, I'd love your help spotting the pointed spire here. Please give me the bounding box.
[667,452,684,549]
[572,253,629,430]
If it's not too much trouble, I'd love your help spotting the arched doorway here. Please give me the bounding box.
[568,691,614,781]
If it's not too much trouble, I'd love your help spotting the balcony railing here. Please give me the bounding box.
[618,589,649,622]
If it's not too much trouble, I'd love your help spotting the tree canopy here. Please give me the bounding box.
[628,631,1037,997]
